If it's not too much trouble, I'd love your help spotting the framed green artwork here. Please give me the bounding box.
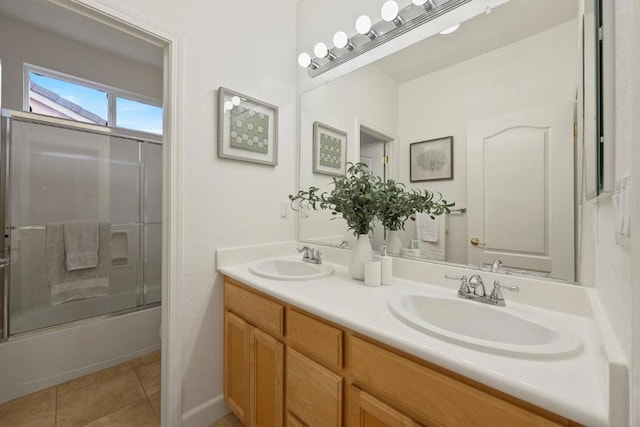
[218,87,278,166]
[313,121,347,176]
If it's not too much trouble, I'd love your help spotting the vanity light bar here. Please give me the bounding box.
[302,0,472,78]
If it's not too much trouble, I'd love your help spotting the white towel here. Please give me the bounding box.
[416,213,446,261]
[47,223,112,305]
[420,215,440,242]
[64,219,99,271]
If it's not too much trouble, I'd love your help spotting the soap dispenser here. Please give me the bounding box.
[403,239,420,257]
[380,244,393,286]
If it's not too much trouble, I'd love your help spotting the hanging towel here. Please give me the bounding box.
[64,219,99,271]
[420,215,441,242]
[47,222,112,305]
[415,213,447,261]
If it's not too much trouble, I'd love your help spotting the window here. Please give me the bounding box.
[115,97,163,135]
[25,65,162,135]
[29,72,108,125]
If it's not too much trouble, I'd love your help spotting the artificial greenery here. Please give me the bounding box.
[378,179,453,231]
[289,162,454,236]
[289,162,381,235]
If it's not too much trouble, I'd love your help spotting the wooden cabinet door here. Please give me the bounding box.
[287,348,343,427]
[286,413,307,427]
[347,386,419,427]
[250,328,284,427]
[224,311,250,424]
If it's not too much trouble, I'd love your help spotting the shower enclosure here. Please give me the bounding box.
[0,109,162,341]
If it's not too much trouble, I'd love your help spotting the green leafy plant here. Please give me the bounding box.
[289,163,381,235]
[377,179,454,231]
[289,162,454,236]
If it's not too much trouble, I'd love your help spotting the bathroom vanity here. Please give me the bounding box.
[223,276,580,426]
[218,244,622,427]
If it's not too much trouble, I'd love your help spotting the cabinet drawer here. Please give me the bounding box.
[287,309,343,370]
[287,348,342,427]
[224,279,284,337]
[349,336,565,427]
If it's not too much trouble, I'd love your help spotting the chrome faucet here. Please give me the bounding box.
[468,274,485,297]
[490,259,503,273]
[445,274,519,306]
[296,245,322,264]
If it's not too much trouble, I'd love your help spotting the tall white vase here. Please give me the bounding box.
[349,234,374,280]
[385,230,404,255]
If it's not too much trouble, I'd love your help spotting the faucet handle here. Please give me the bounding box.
[445,274,470,293]
[489,280,519,301]
[313,249,322,263]
[468,274,485,297]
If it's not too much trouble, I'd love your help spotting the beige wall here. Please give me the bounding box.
[0,14,162,111]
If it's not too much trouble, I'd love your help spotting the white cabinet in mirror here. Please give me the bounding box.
[297,0,585,283]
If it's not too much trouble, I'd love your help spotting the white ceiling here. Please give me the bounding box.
[375,0,579,83]
[0,0,163,69]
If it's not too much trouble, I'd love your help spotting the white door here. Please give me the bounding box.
[466,105,574,281]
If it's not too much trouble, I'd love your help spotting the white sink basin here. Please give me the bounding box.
[249,258,334,281]
[389,290,582,357]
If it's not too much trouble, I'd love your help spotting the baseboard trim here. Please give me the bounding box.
[182,394,230,427]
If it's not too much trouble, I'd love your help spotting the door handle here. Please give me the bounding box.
[0,258,9,268]
[470,238,486,246]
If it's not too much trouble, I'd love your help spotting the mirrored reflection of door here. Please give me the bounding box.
[359,125,393,252]
[467,105,575,281]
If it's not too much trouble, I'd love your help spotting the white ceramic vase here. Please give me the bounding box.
[385,230,404,255]
[349,234,374,280]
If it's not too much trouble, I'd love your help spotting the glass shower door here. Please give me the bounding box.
[8,120,142,334]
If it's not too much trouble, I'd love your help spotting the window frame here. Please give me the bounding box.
[23,63,162,134]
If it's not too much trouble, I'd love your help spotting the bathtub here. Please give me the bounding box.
[0,305,161,404]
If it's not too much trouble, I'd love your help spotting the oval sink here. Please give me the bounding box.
[389,290,582,357]
[249,258,334,281]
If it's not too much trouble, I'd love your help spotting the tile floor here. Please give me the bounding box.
[211,413,243,427]
[0,351,161,426]
[0,350,244,427]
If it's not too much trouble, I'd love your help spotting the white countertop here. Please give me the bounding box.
[218,248,616,427]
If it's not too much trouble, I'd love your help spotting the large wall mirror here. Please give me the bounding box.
[298,0,595,284]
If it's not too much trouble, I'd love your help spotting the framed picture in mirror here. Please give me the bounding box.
[410,136,453,182]
[217,87,278,166]
[313,121,347,176]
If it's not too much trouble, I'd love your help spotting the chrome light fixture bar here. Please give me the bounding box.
[302,0,471,78]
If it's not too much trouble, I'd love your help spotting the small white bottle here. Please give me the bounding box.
[380,244,393,286]
[364,258,381,287]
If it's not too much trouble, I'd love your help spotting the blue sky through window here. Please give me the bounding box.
[30,72,163,135]
[116,97,163,135]
[30,73,108,121]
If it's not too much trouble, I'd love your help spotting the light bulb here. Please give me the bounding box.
[314,42,329,58]
[231,96,241,106]
[224,101,234,112]
[439,23,460,35]
[333,31,349,49]
[355,15,372,35]
[297,52,311,67]
[381,1,400,22]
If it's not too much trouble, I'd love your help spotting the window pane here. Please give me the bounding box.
[29,72,108,124]
[116,97,163,135]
